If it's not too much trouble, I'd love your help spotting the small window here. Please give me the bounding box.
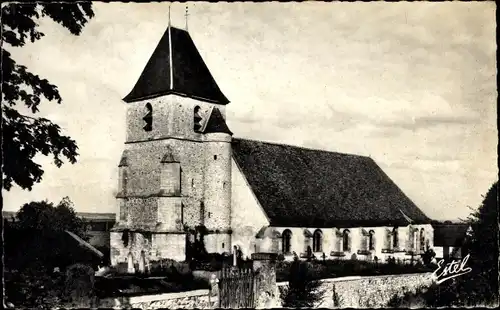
[208,212,211,218]
[191,179,194,187]
[143,103,153,132]
[222,243,225,249]
[214,155,217,160]
[200,202,205,224]
[143,232,152,245]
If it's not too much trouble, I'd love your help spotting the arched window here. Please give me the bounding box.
[342,229,350,252]
[368,230,375,250]
[143,103,153,131]
[335,229,343,252]
[282,229,292,254]
[313,229,323,252]
[193,106,202,132]
[420,228,425,252]
[393,227,399,249]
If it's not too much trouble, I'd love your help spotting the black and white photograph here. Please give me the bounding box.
[2,1,498,308]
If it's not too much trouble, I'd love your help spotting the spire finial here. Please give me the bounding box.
[185,4,189,31]
[168,3,172,26]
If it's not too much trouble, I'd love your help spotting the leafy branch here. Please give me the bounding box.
[1,3,94,191]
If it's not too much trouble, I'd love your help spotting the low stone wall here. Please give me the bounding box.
[278,272,435,308]
[99,289,218,309]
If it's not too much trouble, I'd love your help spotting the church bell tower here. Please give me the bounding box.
[110,23,233,268]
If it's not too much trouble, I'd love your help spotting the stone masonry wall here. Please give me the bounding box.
[99,289,218,309]
[278,272,435,308]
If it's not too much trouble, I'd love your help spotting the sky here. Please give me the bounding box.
[3,1,497,221]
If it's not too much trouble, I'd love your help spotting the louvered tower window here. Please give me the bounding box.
[143,103,153,131]
[194,106,202,132]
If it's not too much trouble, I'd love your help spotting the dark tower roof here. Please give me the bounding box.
[123,26,229,105]
[203,108,233,135]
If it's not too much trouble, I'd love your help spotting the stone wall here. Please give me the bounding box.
[99,289,218,309]
[278,272,435,308]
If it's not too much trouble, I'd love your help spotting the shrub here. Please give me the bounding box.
[63,264,97,308]
[190,252,233,271]
[4,267,66,309]
[148,259,192,278]
[421,248,436,266]
[389,182,499,307]
[280,257,324,307]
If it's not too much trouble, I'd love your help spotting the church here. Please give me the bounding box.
[109,23,434,268]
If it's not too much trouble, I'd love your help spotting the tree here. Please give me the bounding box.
[387,181,499,307]
[280,257,324,308]
[4,197,90,271]
[465,181,498,304]
[2,3,94,191]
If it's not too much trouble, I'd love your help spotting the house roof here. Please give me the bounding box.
[3,211,115,222]
[123,26,229,105]
[231,138,432,228]
[77,212,116,222]
[432,224,471,247]
[203,107,233,135]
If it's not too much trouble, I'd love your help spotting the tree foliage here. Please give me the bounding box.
[280,257,324,308]
[2,3,94,191]
[4,197,91,271]
[465,181,498,303]
[388,181,499,307]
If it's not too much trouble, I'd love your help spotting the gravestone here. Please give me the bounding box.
[127,252,135,274]
[138,251,146,273]
[251,253,279,309]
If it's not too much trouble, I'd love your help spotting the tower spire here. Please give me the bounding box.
[168,4,171,27]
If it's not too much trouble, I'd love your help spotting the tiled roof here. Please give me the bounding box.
[231,138,432,228]
[203,107,233,135]
[432,224,471,246]
[77,212,116,221]
[123,26,229,105]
